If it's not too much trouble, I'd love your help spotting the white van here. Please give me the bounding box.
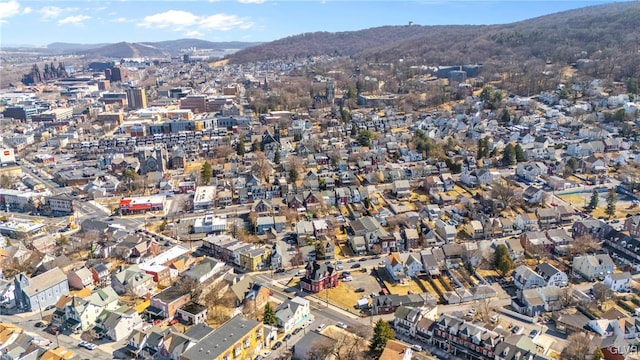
[410,344,422,352]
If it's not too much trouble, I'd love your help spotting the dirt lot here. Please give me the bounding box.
[558,191,637,218]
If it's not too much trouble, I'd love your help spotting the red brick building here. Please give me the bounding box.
[299,261,339,293]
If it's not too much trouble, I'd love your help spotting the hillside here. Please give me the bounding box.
[47,42,109,52]
[141,39,261,52]
[229,2,640,69]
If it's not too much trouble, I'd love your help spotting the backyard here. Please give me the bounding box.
[558,191,637,218]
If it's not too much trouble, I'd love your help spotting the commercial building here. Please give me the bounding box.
[126,87,148,110]
[179,316,263,360]
[193,186,216,210]
[193,214,227,234]
[179,95,207,114]
[119,195,167,215]
[0,220,46,239]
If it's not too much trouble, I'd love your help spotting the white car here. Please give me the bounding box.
[336,322,347,329]
[316,324,326,332]
[263,351,272,357]
[490,315,499,323]
[410,344,422,352]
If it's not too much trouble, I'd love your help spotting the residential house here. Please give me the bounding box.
[393,180,410,198]
[238,246,269,272]
[52,287,120,333]
[516,286,563,316]
[147,286,191,320]
[572,254,615,281]
[13,267,70,312]
[423,176,444,196]
[299,261,338,293]
[504,238,525,261]
[182,257,226,283]
[604,272,632,292]
[96,306,143,341]
[515,213,539,232]
[465,220,484,240]
[393,305,439,338]
[275,297,310,333]
[179,316,263,360]
[229,276,270,310]
[385,252,423,282]
[431,313,504,359]
[348,236,367,255]
[535,263,568,287]
[372,293,435,315]
[255,216,275,235]
[536,208,558,229]
[516,162,548,182]
[67,267,94,290]
[403,228,420,250]
[111,265,156,297]
[512,265,546,290]
[90,263,111,286]
[434,219,457,243]
[522,186,544,204]
[624,215,640,237]
[176,302,208,325]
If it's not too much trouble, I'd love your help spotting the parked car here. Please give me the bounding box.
[410,344,423,352]
[283,334,291,341]
[359,257,367,262]
[274,268,285,274]
[271,341,282,350]
[511,326,521,334]
[316,324,326,332]
[351,263,361,269]
[35,321,48,328]
[336,322,347,329]
[342,276,353,282]
[355,287,365,293]
[529,329,539,339]
[293,328,302,335]
[78,341,88,348]
[490,315,499,323]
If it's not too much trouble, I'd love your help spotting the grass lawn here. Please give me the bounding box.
[384,280,421,296]
[477,269,500,278]
[184,161,204,174]
[318,283,365,310]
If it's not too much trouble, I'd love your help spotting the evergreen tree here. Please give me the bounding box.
[588,189,599,211]
[200,161,212,185]
[514,144,526,162]
[288,168,299,184]
[273,149,281,165]
[262,303,277,325]
[502,143,516,165]
[315,241,326,260]
[236,141,245,156]
[369,319,394,358]
[500,109,511,123]
[251,140,261,153]
[605,188,617,218]
[494,244,514,276]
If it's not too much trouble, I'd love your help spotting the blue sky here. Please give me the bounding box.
[0,0,624,46]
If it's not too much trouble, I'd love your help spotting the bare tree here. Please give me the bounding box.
[251,152,273,181]
[568,235,601,258]
[561,332,596,360]
[490,179,518,210]
[592,282,612,306]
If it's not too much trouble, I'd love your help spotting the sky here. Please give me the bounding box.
[0,0,626,46]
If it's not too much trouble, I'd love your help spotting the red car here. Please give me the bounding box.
[550,203,558,207]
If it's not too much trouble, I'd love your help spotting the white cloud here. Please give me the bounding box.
[238,0,266,3]
[139,10,200,29]
[0,0,21,22]
[112,17,129,23]
[184,30,204,38]
[200,14,254,31]
[139,10,254,33]
[58,14,91,25]
[40,6,64,19]
[22,6,31,14]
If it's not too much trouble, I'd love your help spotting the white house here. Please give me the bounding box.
[385,253,423,282]
[535,263,568,288]
[513,265,546,290]
[604,272,632,292]
[67,267,95,290]
[572,254,615,281]
[275,296,310,333]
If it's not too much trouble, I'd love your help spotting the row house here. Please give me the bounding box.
[604,230,640,265]
[432,313,503,360]
[371,293,436,315]
[393,305,439,339]
[572,254,615,281]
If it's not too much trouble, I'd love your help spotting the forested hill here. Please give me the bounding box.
[229,1,640,72]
